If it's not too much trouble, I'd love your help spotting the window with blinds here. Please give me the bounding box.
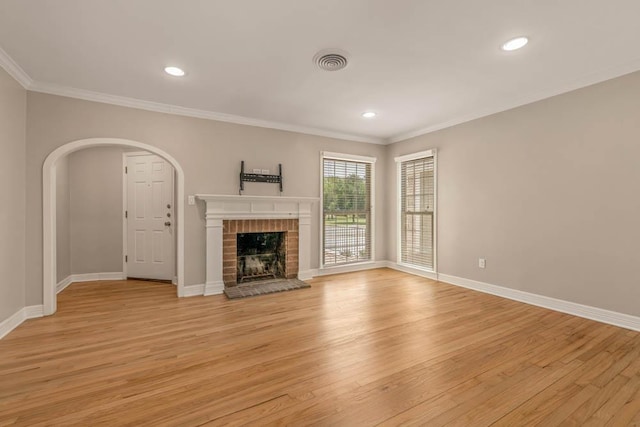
[322,155,373,266]
[398,152,435,270]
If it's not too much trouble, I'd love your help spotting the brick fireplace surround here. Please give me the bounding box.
[196,195,318,296]
[223,219,299,285]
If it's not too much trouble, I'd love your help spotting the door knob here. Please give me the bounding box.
[164,221,171,227]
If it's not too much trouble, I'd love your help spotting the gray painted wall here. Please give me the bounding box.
[68,147,126,275]
[55,155,71,282]
[11,68,640,321]
[25,93,388,305]
[0,67,26,321]
[386,71,640,317]
[56,147,153,281]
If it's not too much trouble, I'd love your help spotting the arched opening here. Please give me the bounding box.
[43,138,185,315]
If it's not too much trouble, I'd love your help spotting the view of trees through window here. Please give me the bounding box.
[322,158,372,266]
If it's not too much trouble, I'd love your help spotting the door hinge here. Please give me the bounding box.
[125,255,128,262]
[125,166,128,174]
[125,210,128,218]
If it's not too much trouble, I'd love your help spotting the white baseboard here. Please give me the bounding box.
[438,273,640,332]
[204,281,225,296]
[386,262,438,280]
[57,272,126,293]
[56,276,73,294]
[71,272,125,282]
[182,284,204,297]
[0,305,45,340]
[314,260,389,277]
[298,270,315,281]
[24,305,44,318]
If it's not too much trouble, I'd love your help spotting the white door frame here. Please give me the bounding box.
[43,138,186,316]
[122,151,177,282]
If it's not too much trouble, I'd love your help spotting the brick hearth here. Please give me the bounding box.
[223,219,299,286]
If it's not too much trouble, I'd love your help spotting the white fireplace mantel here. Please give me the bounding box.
[196,194,318,295]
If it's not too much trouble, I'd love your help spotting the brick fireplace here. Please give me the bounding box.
[196,195,317,296]
[223,219,299,286]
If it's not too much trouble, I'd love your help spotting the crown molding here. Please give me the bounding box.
[0,45,33,89]
[387,57,640,144]
[28,81,385,145]
[4,41,640,146]
[0,44,381,144]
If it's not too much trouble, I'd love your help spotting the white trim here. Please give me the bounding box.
[183,284,205,297]
[122,151,176,281]
[394,149,437,163]
[396,150,438,273]
[321,151,377,163]
[0,305,45,340]
[204,281,225,296]
[3,42,640,147]
[56,276,73,294]
[438,273,640,332]
[298,269,316,281]
[371,160,376,265]
[320,151,376,270]
[28,82,384,145]
[433,152,438,273]
[0,309,27,340]
[195,194,318,204]
[122,154,128,278]
[68,272,125,282]
[387,59,640,144]
[43,138,186,315]
[318,154,324,272]
[57,273,126,295]
[388,262,439,281]
[24,305,44,318]
[196,195,317,292]
[315,260,388,277]
[0,46,33,89]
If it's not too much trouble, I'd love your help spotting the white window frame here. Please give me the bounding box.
[395,149,437,273]
[320,151,376,270]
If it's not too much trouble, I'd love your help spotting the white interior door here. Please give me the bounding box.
[126,153,175,280]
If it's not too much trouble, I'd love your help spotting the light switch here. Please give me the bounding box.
[188,195,196,205]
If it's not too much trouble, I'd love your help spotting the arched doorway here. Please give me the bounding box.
[42,138,185,315]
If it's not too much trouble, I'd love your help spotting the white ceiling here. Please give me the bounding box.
[1,0,640,144]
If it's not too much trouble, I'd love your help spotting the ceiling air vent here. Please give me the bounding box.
[313,49,349,71]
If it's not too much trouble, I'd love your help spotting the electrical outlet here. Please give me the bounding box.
[188,195,195,205]
[479,258,486,269]
[252,168,261,174]
[261,169,270,174]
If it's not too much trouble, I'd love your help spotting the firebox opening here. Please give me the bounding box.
[237,232,286,282]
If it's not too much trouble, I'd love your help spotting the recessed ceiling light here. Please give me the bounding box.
[362,111,376,118]
[164,66,185,77]
[501,36,529,51]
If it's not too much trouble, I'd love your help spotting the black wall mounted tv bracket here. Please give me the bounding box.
[239,161,283,194]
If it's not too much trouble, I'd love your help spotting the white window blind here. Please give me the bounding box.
[322,156,372,266]
[399,154,435,270]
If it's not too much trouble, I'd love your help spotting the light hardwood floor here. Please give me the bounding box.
[1,269,639,426]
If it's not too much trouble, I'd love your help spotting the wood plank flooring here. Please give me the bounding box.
[1,269,639,426]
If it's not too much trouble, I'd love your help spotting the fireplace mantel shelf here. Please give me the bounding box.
[196,194,319,203]
[196,194,316,296]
